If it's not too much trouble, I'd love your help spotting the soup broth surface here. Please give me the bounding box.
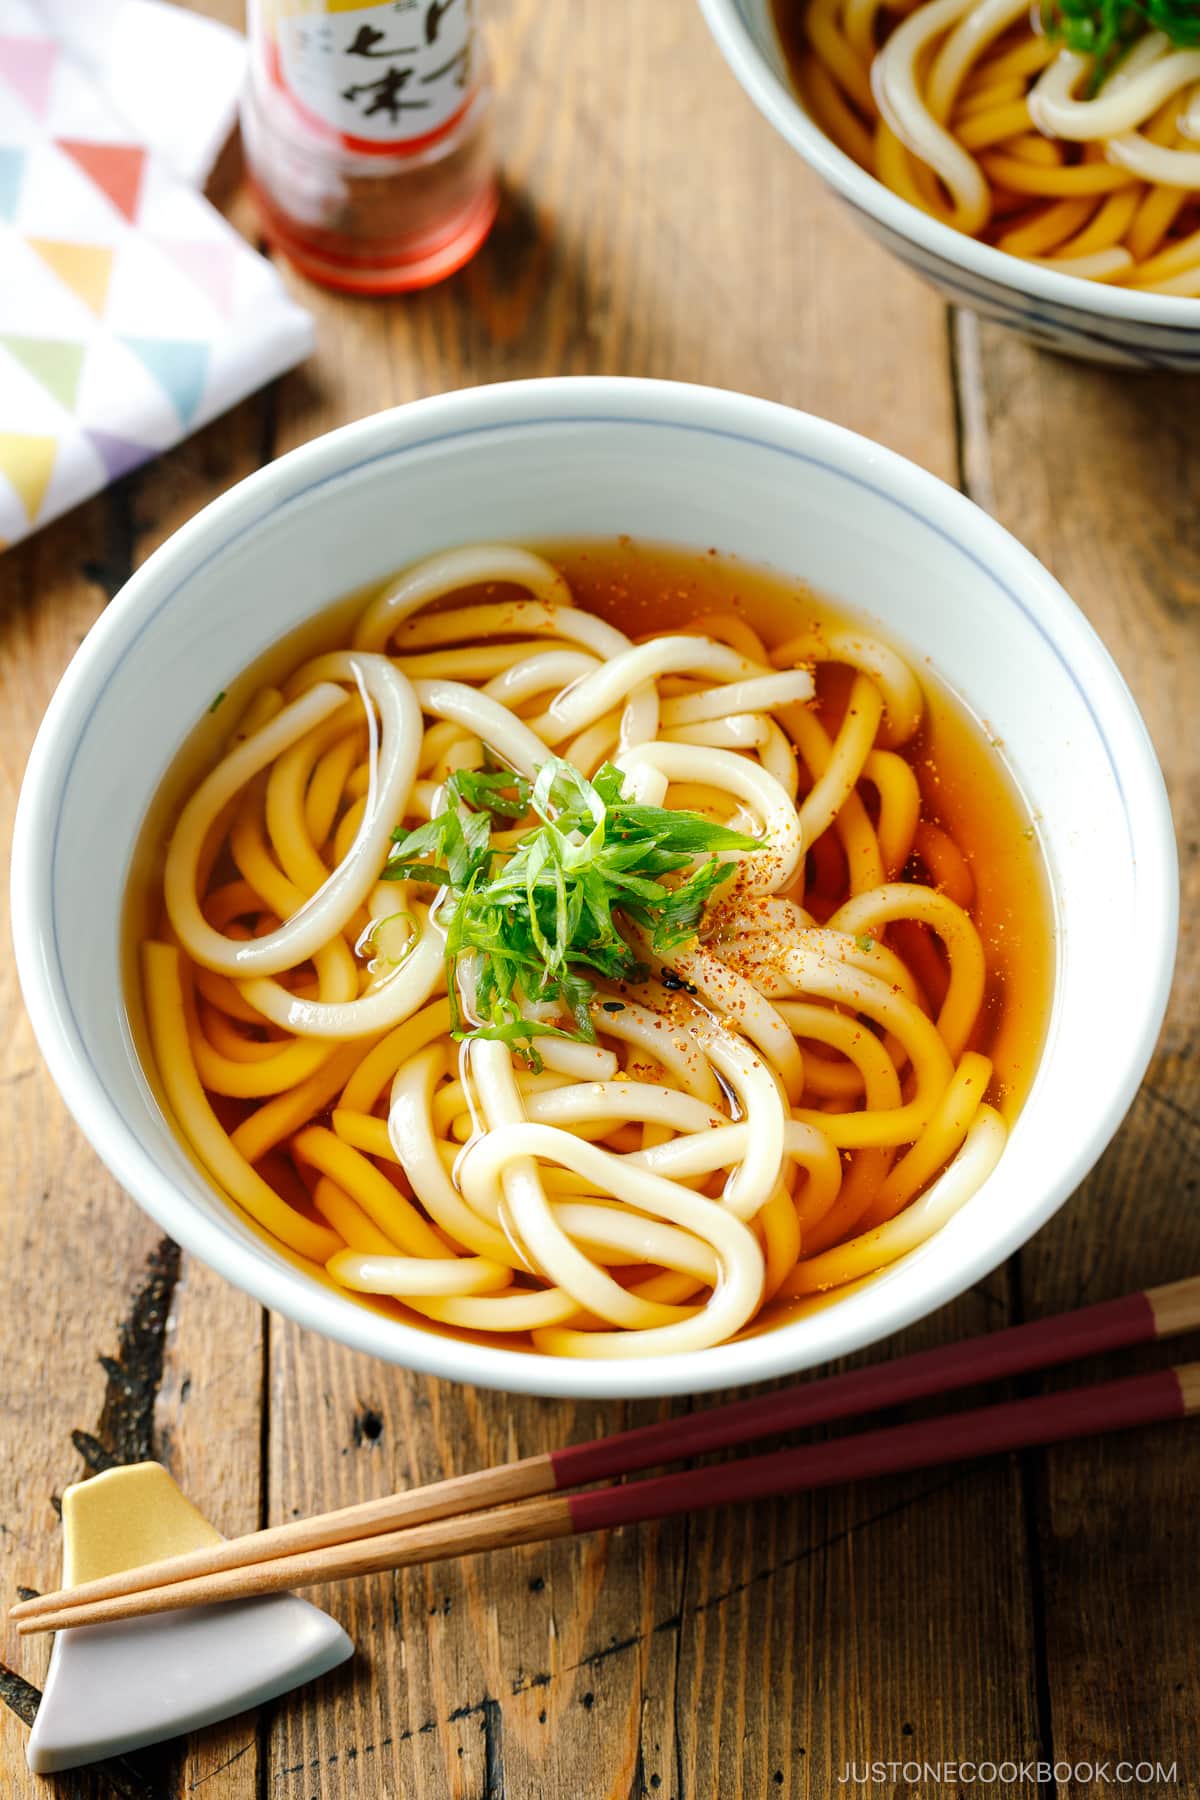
[544,539,1052,1120]
[127,538,1053,1352]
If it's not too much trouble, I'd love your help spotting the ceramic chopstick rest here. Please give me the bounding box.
[25,1462,352,1774]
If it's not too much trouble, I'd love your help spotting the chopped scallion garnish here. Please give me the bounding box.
[1042,0,1200,82]
[381,757,761,1060]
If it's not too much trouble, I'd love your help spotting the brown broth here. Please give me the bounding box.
[770,0,825,109]
[125,537,1054,1338]
[537,537,1053,1121]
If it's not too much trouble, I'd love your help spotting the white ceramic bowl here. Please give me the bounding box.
[11,378,1177,1398]
[698,0,1200,370]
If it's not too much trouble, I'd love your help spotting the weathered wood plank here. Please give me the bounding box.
[670,1286,1042,1799]
[956,315,1200,1800]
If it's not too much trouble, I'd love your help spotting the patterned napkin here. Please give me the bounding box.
[0,0,315,553]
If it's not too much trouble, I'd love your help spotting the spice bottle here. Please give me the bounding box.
[242,0,497,293]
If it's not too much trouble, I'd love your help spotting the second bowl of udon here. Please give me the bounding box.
[10,378,1177,1398]
[698,0,1200,370]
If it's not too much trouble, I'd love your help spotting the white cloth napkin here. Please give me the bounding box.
[35,0,246,185]
[0,0,315,552]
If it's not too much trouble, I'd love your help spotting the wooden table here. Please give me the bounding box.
[2,4,1197,1796]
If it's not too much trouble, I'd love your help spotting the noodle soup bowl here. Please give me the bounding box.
[699,0,1200,370]
[12,378,1177,1398]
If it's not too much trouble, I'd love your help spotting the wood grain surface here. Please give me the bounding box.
[1,2,1196,1797]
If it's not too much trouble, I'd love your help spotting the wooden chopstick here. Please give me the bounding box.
[10,1274,1197,1632]
[16,1360,1200,1634]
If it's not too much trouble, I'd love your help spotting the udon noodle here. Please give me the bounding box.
[135,542,1048,1358]
[774,0,1200,290]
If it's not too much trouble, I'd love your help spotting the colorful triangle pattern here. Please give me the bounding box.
[0,15,315,555]
[0,431,57,523]
[0,34,57,118]
[57,141,148,224]
[0,335,85,410]
[154,238,237,316]
[26,239,114,317]
[0,146,24,223]
[84,429,152,485]
[121,337,208,426]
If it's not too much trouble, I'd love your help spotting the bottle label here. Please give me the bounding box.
[267,0,477,155]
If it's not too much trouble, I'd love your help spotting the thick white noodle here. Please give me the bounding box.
[524,1081,728,1136]
[361,572,660,747]
[925,0,1036,121]
[777,942,955,1143]
[1107,132,1200,186]
[870,0,992,235]
[352,546,572,650]
[483,649,601,709]
[388,1048,518,1262]
[689,1025,787,1220]
[615,740,804,891]
[587,997,724,1105]
[770,628,924,747]
[537,1039,620,1080]
[413,677,551,777]
[165,655,421,978]
[241,900,443,1038]
[1106,30,1175,88]
[460,1122,766,1355]
[633,931,807,1103]
[664,716,772,750]
[791,1107,1006,1290]
[1182,82,1200,140]
[1029,42,1200,141]
[541,639,786,742]
[658,670,813,725]
[552,1203,720,1284]
[330,1252,512,1297]
[467,1041,708,1330]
